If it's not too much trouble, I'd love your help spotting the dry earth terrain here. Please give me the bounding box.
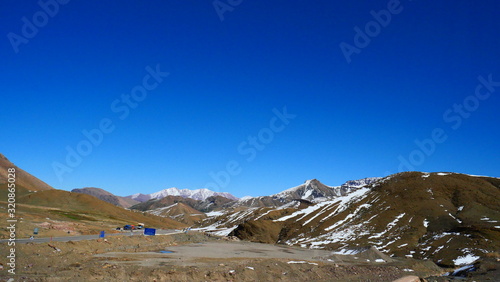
[0,232,459,281]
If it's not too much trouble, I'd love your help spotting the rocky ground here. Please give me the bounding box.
[3,231,487,281]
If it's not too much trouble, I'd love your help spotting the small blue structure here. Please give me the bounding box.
[144,228,156,236]
[99,231,105,238]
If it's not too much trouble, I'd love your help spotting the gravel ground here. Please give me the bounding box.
[0,232,445,281]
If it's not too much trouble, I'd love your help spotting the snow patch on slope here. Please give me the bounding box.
[453,254,480,266]
[368,213,405,239]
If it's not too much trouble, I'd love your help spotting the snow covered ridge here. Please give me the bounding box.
[340,177,381,188]
[128,187,238,202]
[194,171,500,268]
[420,171,500,179]
[232,177,384,208]
[238,196,253,201]
[272,177,381,201]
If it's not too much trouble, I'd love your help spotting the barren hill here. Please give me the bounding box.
[0,153,185,238]
[198,172,500,267]
[132,195,200,211]
[71,187,139,208]
[0,189,185,239]
[146,202,207,225]
[19,189,183,226]
[0,153,53,191]
[130,195,235,224]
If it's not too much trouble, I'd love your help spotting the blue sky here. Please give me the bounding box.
[1,0,499,197]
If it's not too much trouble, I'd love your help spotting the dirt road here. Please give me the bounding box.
[0,229,180,244]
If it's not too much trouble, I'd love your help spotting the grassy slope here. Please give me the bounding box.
[19,189,186,226]
[0,153,186,238]
[0,153,53,191]
[0,185,186,238]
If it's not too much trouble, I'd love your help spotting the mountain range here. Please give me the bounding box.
[198,172,500,267]
[234,177,380,208]
[1,152,498,269]
[71,187,139,208]
[125,187,239,202]
[0,153,185,239]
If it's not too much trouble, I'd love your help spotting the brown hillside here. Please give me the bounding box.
[227,172,500,267]
[0,153,187,238]
[0,189,186,239]
[148,202,207,225]
[132,195,200,211]
[0,153,53,191]
[19,189,184,226]
[132,196,211,225]
[71,187,139,208]
[131,195,235,214]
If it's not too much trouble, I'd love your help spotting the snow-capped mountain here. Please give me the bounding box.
[198,172,500,267]
[274,177,380,201]
[127,187,238,202]
[339,177,381,189]
[236,177,380,207]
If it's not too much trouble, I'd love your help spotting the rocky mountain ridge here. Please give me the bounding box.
[126,187,238,202]
[195,172,500,267]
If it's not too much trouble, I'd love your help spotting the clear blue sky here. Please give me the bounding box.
[1,1,499,197]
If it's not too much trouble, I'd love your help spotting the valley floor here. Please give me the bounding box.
[0,231,468,281]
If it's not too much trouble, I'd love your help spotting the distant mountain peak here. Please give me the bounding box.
[275,177,380,200]
[127,187,238,202]
[340,177,381,188]
[304,178,320,186]
[234,177,382,208]
[71,187,139,208]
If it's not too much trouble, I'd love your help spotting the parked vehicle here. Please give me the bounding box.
[124,224,141,230]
